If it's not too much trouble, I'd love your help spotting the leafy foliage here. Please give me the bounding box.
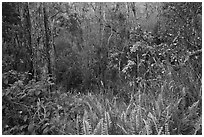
[2,2,202,135]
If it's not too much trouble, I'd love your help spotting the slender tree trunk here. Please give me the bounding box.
[98,3,103,47]
[43,3,55,92]
[20,2,34,79]
[29,2,53,83]
[50,19,56,83]
[43,3,52,75]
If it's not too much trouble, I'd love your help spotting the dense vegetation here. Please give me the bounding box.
[2,2,202,135]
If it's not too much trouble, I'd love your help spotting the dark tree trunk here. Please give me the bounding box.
[20,2,34,79]
[43,3,52,75]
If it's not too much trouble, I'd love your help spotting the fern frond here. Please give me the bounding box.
[194,116,202,135]
[130,108,136,123]
[76,114,80,135]
[175,98,182,109]
[158,126,163,135]
[130,108,137,134]
[83,120,92,135]
[113,97,117,108]
[143,118,152,135]
[82,110,92,135]
[188,100,199,116]
[77,116,84,135]
[105,98,112,111]
[148,112,158,133]
[137,104,143,133]
[155,96,162,118]
[134,113,140,134]
[123,98,135,131]
[90,112,98,127]
[93,118,103,135]
[125,99,134,120]
[116,123,129,135]
[120,111,126,123]
[164,122,170,135]
[105,111,112,129]
[102,116,108,135]
[83,95,101,119]
[83,109,89,121]
[157,92,164,107]
[95,98,103,116]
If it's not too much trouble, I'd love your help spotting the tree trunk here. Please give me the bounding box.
[43,3,52,75]
[29,2,53,83]
[20,2,34,79]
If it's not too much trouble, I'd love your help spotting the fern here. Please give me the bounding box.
[122,95,135,132]
[120,111,126,124]
[194,116,202,135]
[164,122,170,135]
[102,117,108,135]
[157,126,163,135]
[148,112,159,133]
[134,112,140,134]
[155,95,162,118]
[142,118,152,135]
[76,115,80,135]
[188,100,199,117]
[130,108,137,134]
[82,110,92,135]
[83,95,101,119]
[82,120,92,135]
[93,118,103,135]
[83,109,89,121]
[137,104,143,133]
[77,117,84,135]
[104,111,112,129]
[116,123,128,135]
[125,95,134,116]
[105,98,112,111]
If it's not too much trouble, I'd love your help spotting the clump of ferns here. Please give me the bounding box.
[158,89,201,135]
[177,100,201,135]
[74,93,114,135]
[144,84,174,135]
[164,85,201,135]
[153,91,201,135]
[75,109,112,135]
[146,105,172,135]
[114,93,149,135]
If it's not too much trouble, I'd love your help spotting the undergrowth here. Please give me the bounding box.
[2,68,202,135]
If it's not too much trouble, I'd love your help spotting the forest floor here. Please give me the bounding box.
[2,70,202,135]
